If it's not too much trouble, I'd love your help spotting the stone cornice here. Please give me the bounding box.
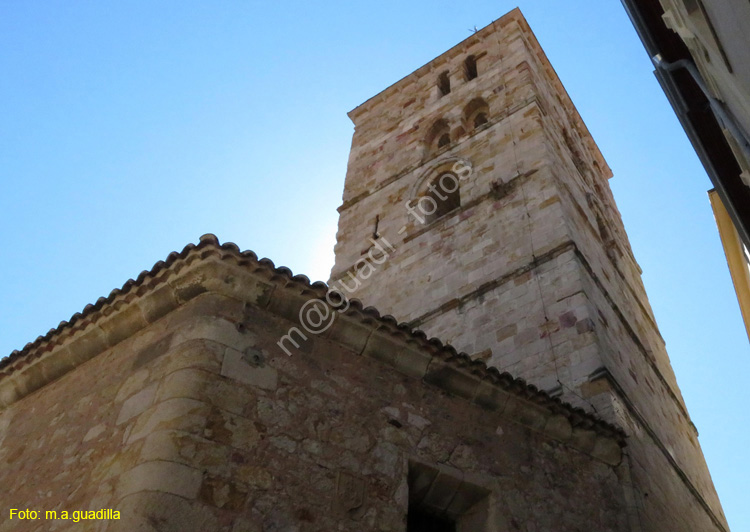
[0,235,625,465]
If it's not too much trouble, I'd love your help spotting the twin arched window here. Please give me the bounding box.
[463,97,489,132]
[425,97,490,154]
[427,119,451,153]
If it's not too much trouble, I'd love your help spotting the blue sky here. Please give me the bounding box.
[1,1,748,529]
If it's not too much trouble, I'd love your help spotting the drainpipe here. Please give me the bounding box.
[652,54,750,169]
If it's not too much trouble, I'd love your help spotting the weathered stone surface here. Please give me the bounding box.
[0,7,727,532]
[0,288,628,532]
[116,382,158,425]
[221,347,278,390]
[117,460,203,500]
[329,6,727,532]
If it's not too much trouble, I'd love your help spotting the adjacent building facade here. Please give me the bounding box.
[621,0,750,341]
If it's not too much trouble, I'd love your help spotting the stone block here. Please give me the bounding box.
[204,407,260,450]
[592,436,622,466]
[109,491,219,532]
[199,474,248,510]
[137,282,179,324]
[326,313,376,354]
[391,346,433,379]
[116,382,158,425]
[171,315,257,353]
[423,359,480,401]
[99,302,148,347]
[117,460,203,500]
[472,380,511,412]
[126,397,210,444]
[221,347,278,391]
[543,414,573,441]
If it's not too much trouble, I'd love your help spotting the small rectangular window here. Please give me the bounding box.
[464,56,478,80]
[438,71,451,96]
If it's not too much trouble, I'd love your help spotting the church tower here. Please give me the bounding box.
[331,9,728,532]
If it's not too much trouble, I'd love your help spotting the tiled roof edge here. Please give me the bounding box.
[0,234,626,450]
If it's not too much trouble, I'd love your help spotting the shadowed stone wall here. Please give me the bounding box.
[0,267,630,531]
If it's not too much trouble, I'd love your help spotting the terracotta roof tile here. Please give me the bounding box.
[0,234,625,444]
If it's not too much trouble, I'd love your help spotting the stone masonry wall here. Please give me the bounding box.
[523,22,727,527]
[330,9,727,532]
[0,284,274,531]
[0,273,631,531]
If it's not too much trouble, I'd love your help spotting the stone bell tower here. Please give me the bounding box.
[330,8,728,532]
